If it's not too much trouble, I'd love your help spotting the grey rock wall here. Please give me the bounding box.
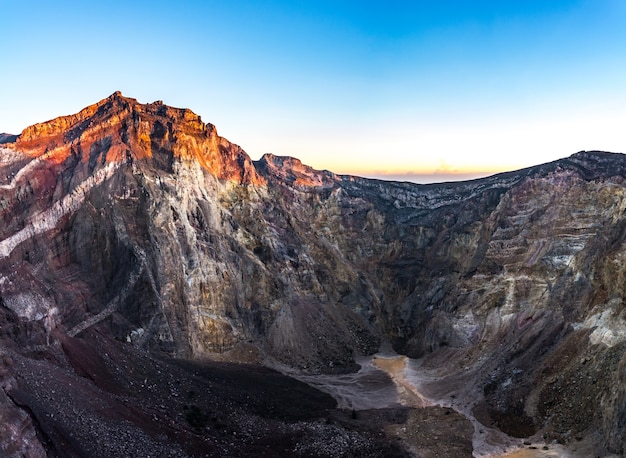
[1,94,625,454]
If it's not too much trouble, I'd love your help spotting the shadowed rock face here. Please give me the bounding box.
[1,93,625,456]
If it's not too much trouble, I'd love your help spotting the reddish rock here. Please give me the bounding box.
[1,95,625,457]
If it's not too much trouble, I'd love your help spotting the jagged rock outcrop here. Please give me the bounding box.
[1,93,625,456]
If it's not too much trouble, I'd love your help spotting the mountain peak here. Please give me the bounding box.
[12,92,133,157]
[7,93,262,184]
[257,153,337,187]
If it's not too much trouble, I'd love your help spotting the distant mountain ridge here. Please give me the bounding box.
[0,133,17,143]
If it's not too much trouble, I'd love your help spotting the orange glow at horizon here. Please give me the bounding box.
[236,104,626,184]
[336,160,511,177]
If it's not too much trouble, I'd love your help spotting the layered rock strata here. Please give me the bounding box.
[0,93,625,455]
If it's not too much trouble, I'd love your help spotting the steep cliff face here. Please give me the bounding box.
[1,93,625,456]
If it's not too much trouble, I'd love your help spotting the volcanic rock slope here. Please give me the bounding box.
[0,92,625,456]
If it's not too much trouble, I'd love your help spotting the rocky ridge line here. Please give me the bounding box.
[0,93,625,456]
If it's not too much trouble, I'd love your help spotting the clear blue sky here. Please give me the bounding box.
[2,0,625,182]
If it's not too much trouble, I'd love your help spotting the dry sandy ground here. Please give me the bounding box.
[372,355,431,408]
[371,354,580,458]
[8,329,609,457]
